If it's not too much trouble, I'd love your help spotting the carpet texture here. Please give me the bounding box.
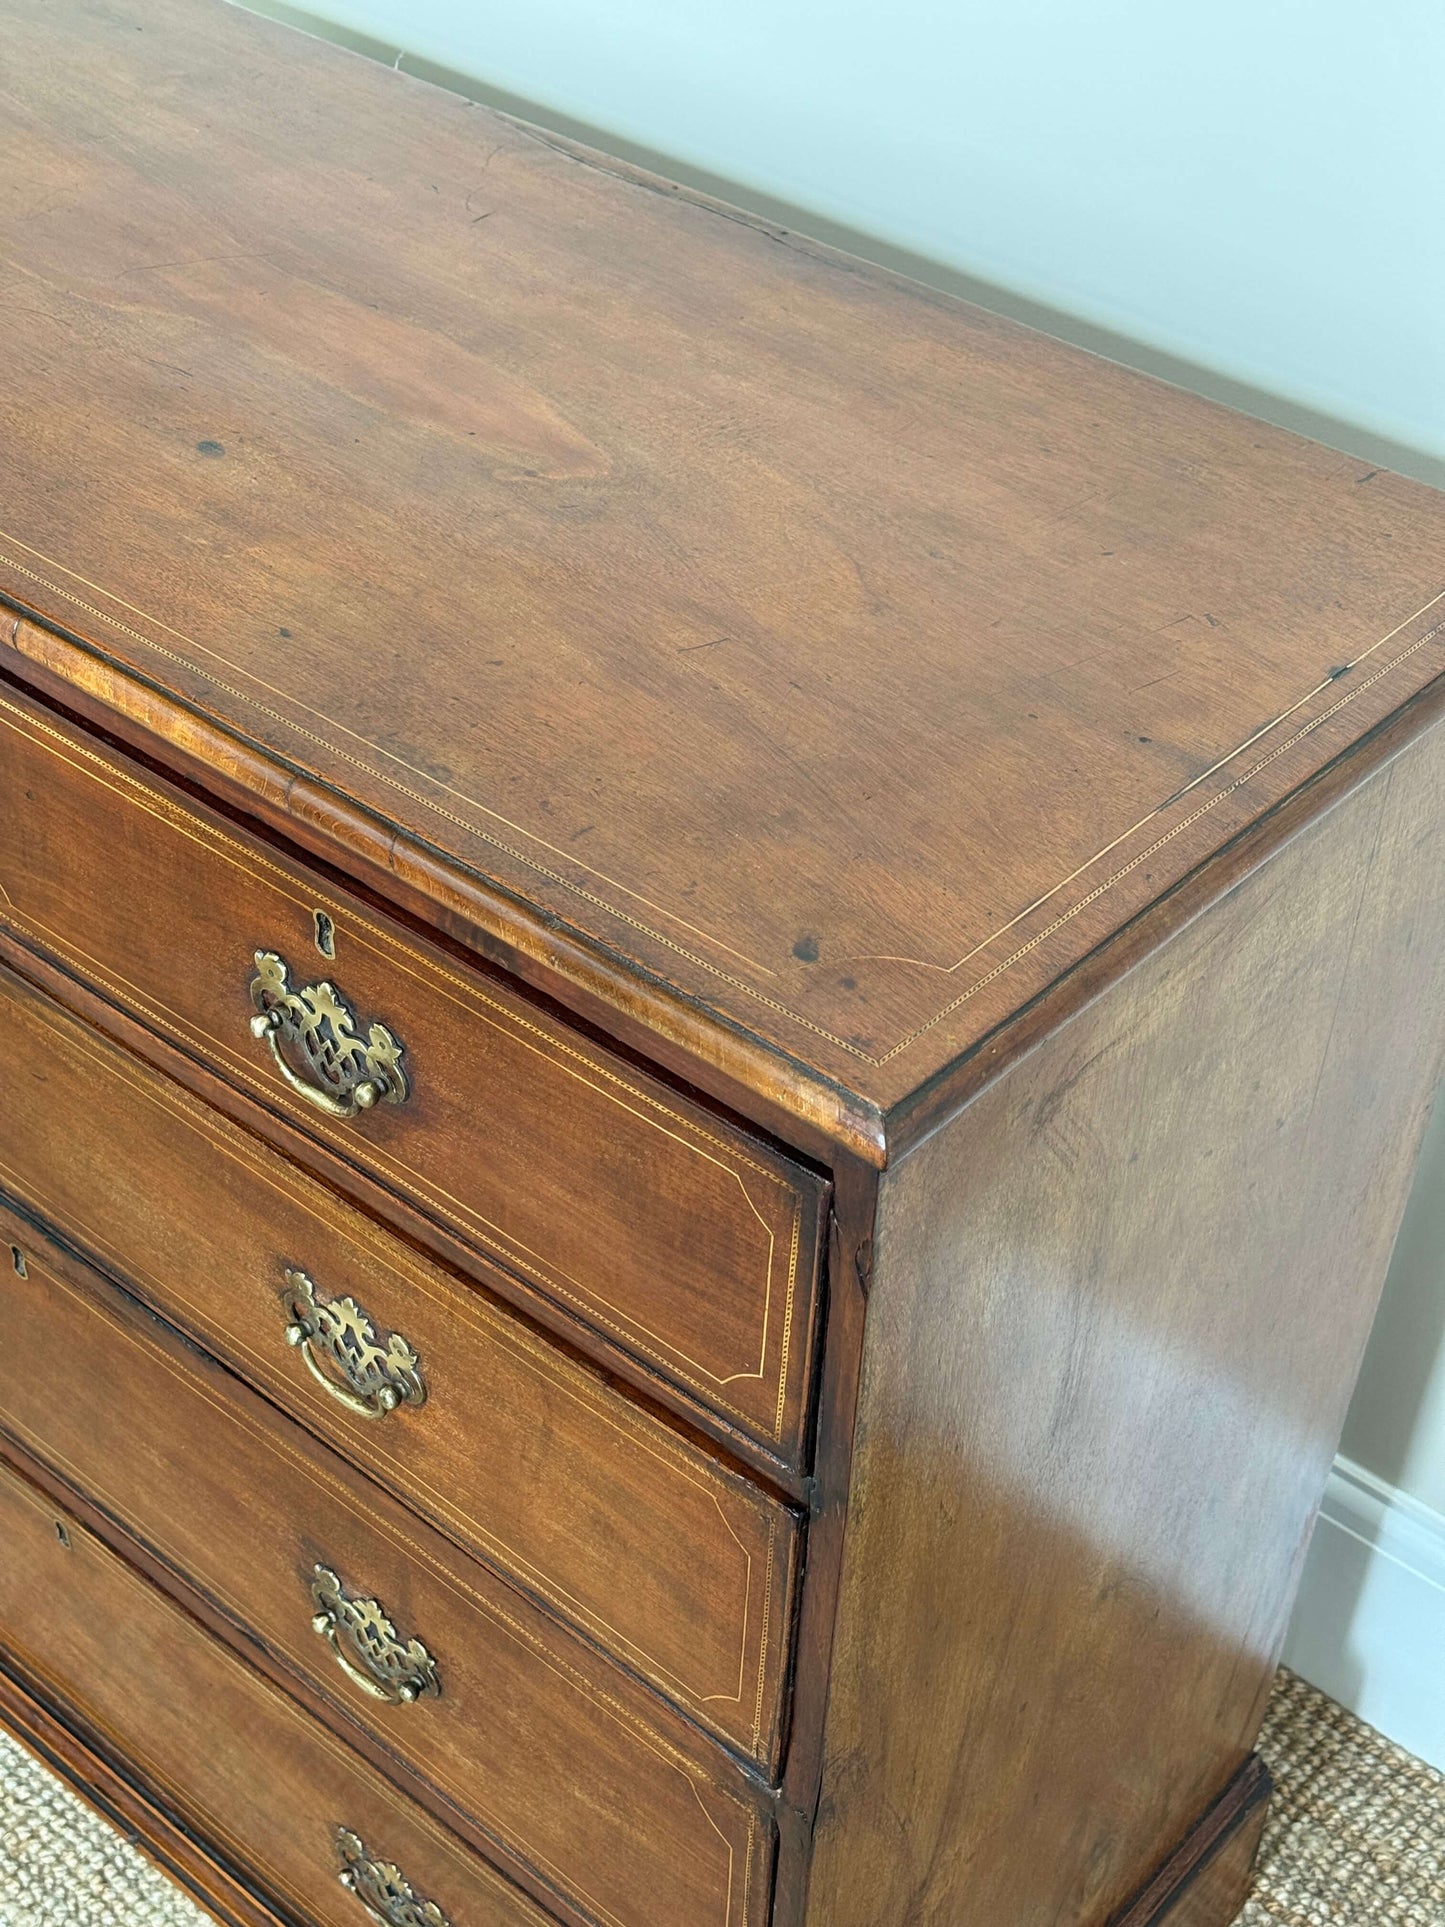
[1243,1671,1445,1926]
[0,1723,207,1926]
[0,1670,1441,1923]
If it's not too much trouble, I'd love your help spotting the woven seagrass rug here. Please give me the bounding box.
[1242,1671,1445,1926]
[0,1669,1440,1922]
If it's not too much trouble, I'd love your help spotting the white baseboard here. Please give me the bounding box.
[1282,1455,1445,1770]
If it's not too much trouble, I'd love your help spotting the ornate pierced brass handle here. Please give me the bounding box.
[282,1269,426,1420]
[309,1567,439,1705]
[249,951,408,1120]
[335,1828,451,1927]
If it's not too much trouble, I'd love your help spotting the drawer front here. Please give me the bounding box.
[0,1223,774,1927]
[0,684,825,1459]
[0,961,796,1771]
[0,1453,561,1927]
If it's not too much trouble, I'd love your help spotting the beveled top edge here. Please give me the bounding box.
[8,516,1445,1103]
[7,0,1445,1167]
[13,596,1445,1173]
[0,602,889,1165]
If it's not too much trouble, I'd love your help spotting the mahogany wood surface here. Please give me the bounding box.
[5,0,1445,1155]
[0,678,826,1463]
[3,6,1445,1925]
[0,1213,774,1927]
[801,719,1445,1925]
[1109,1759,1272,1927]
[0,1449,563,1927]
[0,901,814,1499]
[0,957,799,1772]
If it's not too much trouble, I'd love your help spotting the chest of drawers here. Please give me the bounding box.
[3,5,1445,1925]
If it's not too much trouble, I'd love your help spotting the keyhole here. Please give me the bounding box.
[313,910,336,960]
[9,1245,26,1278]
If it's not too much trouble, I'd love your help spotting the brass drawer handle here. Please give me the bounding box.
[282,1268,426,1420]
[335,1828,451,1927]
[249,951,409,1119]
[309,1566,440,1705]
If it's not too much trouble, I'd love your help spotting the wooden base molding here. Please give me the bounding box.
[2,1644,1274,1927]
[1111,1757,1273,1927]
[1,1644,1273,1927]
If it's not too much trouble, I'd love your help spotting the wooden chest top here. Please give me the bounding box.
[3,0,1444,1158]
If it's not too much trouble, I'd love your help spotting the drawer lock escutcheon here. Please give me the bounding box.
[282,1268,426,1419]
[249,950,409,1120]
[335,1827,451,1927]
[309,1566,440,1705]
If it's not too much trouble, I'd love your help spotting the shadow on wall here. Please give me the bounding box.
[1345,1086,1445,1506]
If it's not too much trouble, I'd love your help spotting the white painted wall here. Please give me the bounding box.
[245,0,1445,1763]
[1281,1096,1445,1767]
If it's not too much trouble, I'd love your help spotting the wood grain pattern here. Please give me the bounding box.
[4,0,1445,1152]
[802,718,1445,1925]
[3,6,1444,1922]
[0,1218,774,1927]
[1110,1758,1271,1927]
[0,957,798,1772]
[0,1449,565,1927]
[0,679,825,1461]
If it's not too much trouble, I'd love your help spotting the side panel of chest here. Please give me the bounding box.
[804,718,1445,1926]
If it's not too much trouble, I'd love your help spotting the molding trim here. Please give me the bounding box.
[1107,1755,1272,1927]
[1283,1455,1445,1771]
